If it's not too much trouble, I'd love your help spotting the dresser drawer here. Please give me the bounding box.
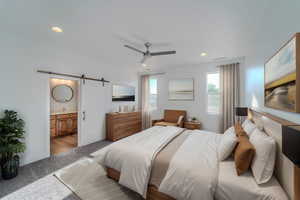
[110,112,141,119]
[114,125,141,136]
[56,114,70,119]
[113,120,141,130]
[113,115,141,123]
[56,113,77,119]
[69,113,78,118]
[113,127,141,141]
[184,122,201,130]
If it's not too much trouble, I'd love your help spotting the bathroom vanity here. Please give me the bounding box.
[50,112,78,138]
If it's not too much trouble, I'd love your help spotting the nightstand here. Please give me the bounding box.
[184,121,201,130]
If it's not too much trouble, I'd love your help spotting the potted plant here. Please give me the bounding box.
[0,110,26,180]
[191,117,197,122]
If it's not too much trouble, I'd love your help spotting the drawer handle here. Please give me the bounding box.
[83,111,86,121]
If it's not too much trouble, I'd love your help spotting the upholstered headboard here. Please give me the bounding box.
[248,109,296,200]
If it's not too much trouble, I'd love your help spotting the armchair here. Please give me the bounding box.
[152,110,186,128]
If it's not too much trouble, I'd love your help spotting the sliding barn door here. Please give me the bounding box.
[79,80,110,146]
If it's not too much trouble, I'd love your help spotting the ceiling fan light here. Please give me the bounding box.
[51,26,63,33]
[141,56,148,64]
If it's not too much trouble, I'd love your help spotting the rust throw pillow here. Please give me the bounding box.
[234,134,255,176]
[234,122,247,137]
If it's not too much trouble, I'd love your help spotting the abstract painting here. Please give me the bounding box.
[265,34,298,112]
[169,79,194,100]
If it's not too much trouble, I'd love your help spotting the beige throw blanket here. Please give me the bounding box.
[93,126,184,198]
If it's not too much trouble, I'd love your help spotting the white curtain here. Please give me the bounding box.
[219,63,240,132]
[141,75,151,129]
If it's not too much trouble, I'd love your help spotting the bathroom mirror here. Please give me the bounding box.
[52,85,74,103]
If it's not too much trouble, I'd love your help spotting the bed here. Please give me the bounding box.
[216,159,288,200]
[92,109,293,200]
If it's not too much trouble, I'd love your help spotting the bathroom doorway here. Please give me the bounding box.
[49,78,79,155]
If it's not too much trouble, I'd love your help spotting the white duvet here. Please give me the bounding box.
[93,128,289,200]
[94,126,184,197]
[216,159,289,200]
[159,131,221,200]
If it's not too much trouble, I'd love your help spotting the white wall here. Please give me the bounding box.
[0,40,139,165]
[151,58,244,133]
[50,78,78,114]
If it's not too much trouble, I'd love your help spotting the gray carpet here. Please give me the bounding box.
[0,140,111,199]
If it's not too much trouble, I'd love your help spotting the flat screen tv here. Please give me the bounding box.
[112,85,135,101]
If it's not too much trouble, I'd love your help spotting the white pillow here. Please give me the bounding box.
[242,119,256,136]
[218,126,238,161]
[252,117,264,131]
[250,128,276,184]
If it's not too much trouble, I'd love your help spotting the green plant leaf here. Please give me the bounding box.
[0,110,26,159]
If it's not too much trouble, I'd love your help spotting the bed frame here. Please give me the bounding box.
[107,108,299,200]
[107,168,174,200]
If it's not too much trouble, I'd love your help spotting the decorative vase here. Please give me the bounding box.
[1,155,20,180]
[124,105,129,112]
[132,105,136,112]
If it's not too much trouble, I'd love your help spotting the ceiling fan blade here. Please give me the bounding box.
[124,45,145,54]
[113,34,144,48]
[150,51,176,56]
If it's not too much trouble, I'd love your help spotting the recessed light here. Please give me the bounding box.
[201,52,207,57]
[51,26,63,33]
[142,63,147,67]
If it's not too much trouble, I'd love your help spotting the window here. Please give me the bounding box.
[149,77,158,111]
[207,72,220,114]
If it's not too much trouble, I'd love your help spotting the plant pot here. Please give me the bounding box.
[1,155,20,180]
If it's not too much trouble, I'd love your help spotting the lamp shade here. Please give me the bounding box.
[235,107,248,116]
[282,125,300,167]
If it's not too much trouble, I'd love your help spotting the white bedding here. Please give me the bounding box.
[92,128,289,200]
[159,131,222,200]
[93,126,184,197]
[215,159,289,200]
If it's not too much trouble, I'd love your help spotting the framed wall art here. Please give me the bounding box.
[168,79,194,101]
[265,33,300,112]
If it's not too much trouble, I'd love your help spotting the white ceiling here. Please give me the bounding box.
[1,0,300,71]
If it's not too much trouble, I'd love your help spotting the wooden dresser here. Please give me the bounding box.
[106,112,142,141]
[50,112,78,138]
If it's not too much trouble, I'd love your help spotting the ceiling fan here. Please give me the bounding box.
[124,42,176,64]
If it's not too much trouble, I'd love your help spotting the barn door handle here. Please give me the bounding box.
[83,111,86,121]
